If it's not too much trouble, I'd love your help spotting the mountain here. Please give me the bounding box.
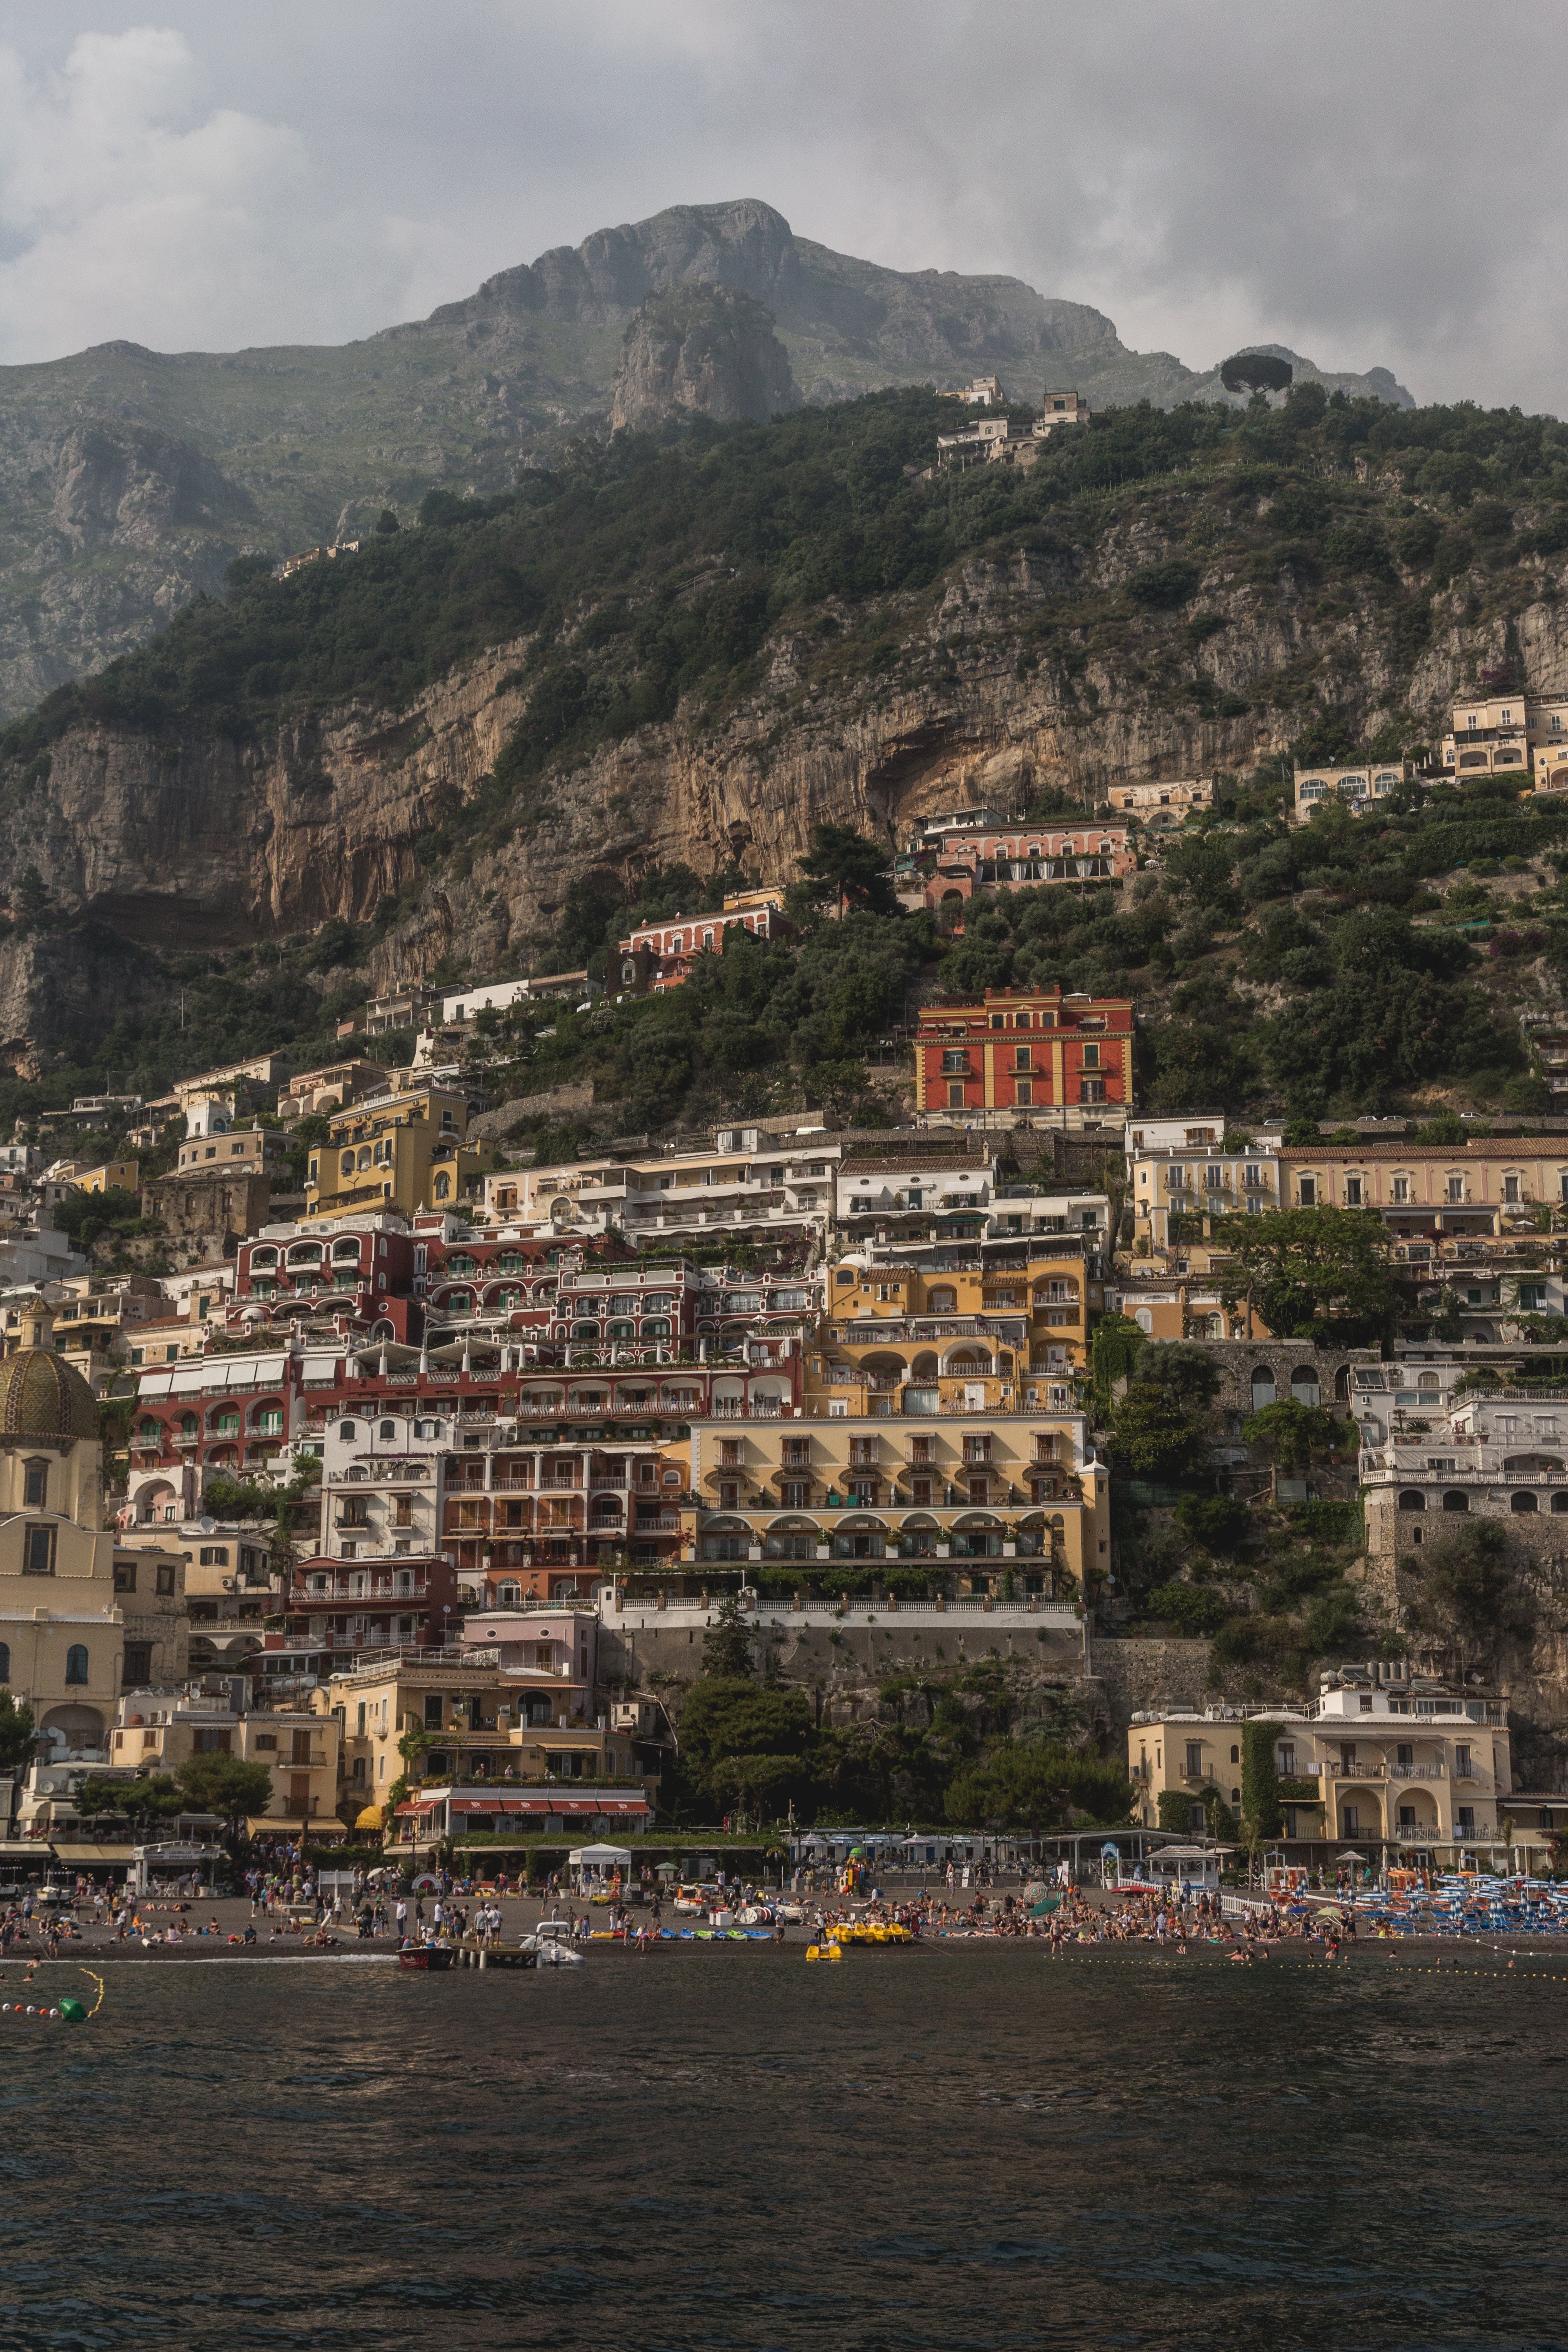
[0,379,1557,1124]
[0,198,1412,714]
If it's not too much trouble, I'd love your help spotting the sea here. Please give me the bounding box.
[1,1945,1564,2351]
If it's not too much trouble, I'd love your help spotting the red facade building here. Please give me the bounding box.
[913,986,1134,1119]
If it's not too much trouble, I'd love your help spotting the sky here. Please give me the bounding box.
[0,2,1557,412]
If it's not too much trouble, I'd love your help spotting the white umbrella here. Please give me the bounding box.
[569,1844,633,1867]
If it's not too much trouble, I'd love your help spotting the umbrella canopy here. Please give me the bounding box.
[570,1844,633,1867]
[1335,1851,1365,1861]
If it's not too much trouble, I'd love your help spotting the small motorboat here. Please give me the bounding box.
[399,1944,456,1971]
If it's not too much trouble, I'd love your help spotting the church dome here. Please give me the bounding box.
[0,1348,100,1443]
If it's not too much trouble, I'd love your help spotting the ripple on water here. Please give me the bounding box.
[0,1952,1563,2349]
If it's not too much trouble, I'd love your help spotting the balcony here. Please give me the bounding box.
[1389,1763,1447,1780]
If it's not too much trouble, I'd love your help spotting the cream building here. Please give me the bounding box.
[109,1689,343,1838]
[1130,1674,1512,1856]
[0,1304,187,1761]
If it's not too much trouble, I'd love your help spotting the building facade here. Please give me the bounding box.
[1130,1675,1512,1856]
[913,986,1134,1120]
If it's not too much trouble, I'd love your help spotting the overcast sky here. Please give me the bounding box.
[0,2,1557,411]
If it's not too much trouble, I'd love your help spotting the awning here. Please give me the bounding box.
[49,1842,136,1863]
[244,1816,347,1837]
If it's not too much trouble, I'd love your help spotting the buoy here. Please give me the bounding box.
[57,1997,87,2024]
[805,1945,821,1963]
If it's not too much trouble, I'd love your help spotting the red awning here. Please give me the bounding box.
[450,1796,524,1814]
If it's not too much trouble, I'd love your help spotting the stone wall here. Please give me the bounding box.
[599,1615,1087,1700]
[143,1171,273,1266]
[1087,1635,1214,1726]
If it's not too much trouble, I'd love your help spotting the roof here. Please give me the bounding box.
[0,1347,98,1441]
[840,1150,990,1176]
[1282,1141,1568,1160]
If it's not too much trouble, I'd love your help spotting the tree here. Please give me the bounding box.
[1240,1719,1283,1841]
[944,1740,1131,1834]
[701,1595,756,1680]
[1241,1399,1356,1481]
[1214,1205,1394,1342]
[1404,1520,1534,1667]
[1174,1493,1251,1557]
[173,1753,276,1847]
[374,508,400,535]
[1109,1379,1214,1477]
[795,824,898,917]
[76,1770,184,1826]
[1220,352,1293,397]
[0,1691,36,1772]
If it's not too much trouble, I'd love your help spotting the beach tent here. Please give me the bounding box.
[570,1844,633,1868]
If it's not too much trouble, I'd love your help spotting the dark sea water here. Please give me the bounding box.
[2,1946,1566,2351]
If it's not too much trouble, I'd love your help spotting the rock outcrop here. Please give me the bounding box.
[0,196,1413,715]
[610,287,800,431]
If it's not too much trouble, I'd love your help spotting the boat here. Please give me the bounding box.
[399,1944,456,1971]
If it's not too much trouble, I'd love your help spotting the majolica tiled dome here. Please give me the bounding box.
[0,1348,99,1443]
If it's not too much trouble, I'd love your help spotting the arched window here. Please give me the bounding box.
[1512,1491,1539,1514]
[138,1418,160,1441]
[379,1419,396,1440]
[65,1644,88,1685]
[496,1579,521,1606]
[340,1152,355,1177]
[434,1174,451,1201]
[1398,1491,1426,1512]
[1442,1491,1469,1513]
[1250,1367,1277,1411]
[213,1409,240,1437]
[339,1420,357,1440]
[445,1290,473,1313]
[642,1318,671,1339]
[607,1321,635,1340]
[1290,1367,1320,1406]
[179,1414,198,1439]
[447,1254,476,1276]
[572,1321,600,1341]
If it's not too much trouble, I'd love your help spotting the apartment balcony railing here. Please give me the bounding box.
[1389,1763,1448,1780]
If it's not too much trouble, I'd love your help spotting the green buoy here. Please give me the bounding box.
[57,1997,87,2023]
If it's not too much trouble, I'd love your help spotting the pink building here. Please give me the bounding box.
[923,827,1134,912]
[617,890,790,993]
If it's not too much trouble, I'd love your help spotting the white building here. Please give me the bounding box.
[1292,761,1407,820]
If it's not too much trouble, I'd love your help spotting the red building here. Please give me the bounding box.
[617,890,790,993]
[913,985,1134,1118]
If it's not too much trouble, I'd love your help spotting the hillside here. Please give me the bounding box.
[0,379,1564,1135]
[0,197,1411,713]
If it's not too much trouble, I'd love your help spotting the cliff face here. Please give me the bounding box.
[610,287,800,431]
[3,524,1559,1042]
[0,196,1412,715]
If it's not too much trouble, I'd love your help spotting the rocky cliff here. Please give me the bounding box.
[0,196,1412,714]
[2,486,1561,1047]
[610,287,800,431]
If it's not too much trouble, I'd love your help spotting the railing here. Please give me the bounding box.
[1389,1763,1446,1780]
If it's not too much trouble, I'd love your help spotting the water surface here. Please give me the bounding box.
[2,1947,1564,2350]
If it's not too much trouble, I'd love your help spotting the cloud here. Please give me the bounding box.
[0,4,1560,407]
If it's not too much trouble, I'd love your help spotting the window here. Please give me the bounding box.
[947,1083,964,1109]
[1080,1079,1106,1105]
[1298,1176,1317,1206]
[423,1695,443,1730]
[1446,1176,1464,1203]
[1454,1744,1472,1778]
[23,1526,53,1576]
[1345,1177,1362,1207]
[339,1421,357,1440]
[114,1561,137,1593]
[1013,1046,1031,1071]
[0,1644,8,1683]
[156,1564,176,1595]
[22,1460,45,1507]
[1185,1740,1204,1777]
[65,1644,88,1685]
[1015,1080,1032,1107]
[1081,1043,1100,1069]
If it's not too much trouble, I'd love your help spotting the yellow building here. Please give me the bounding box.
[109,1691,343,1838]
[0,1303,187,1759]
[76,1159,138,1195]
[314,1657,647,1821]
[303,1082,495,1221]
[678,1273,1108,1592]
[1130,1676,1512,1854]
[826,1248,1100,1375]
[1277,1140,1568,1236]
